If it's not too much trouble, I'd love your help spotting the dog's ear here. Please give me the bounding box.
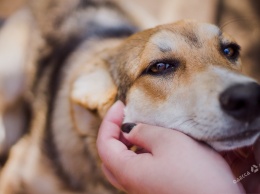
[71,68,117,117]
[70,66,117,135]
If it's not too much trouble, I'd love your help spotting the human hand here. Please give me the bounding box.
[97,101,244,194]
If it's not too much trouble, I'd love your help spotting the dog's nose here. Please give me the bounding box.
[219,82,260,122]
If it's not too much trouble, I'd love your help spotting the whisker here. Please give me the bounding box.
[220,17,259,31]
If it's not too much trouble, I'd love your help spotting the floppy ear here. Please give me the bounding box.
[70,67,117,136]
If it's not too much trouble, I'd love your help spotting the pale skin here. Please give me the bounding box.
[97,101,260,194]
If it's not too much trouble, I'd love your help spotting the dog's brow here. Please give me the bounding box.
[197,23,221,40]
[218,31,235,44]
[150,30,175,53]
[180,30,202,48]
[158,44,172,53]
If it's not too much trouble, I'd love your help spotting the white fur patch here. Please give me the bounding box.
[150,30,177,52]
[197,23,220,39]
[210,66,255,86]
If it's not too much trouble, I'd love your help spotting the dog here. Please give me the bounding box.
[0,0,260,193]
[0,7,34,164]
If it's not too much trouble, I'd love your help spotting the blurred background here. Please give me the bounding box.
[0,0,259,81]
[0,0,26,19]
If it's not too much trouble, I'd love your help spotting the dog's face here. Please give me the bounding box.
[110,20,260,151]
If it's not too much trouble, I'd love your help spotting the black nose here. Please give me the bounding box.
[219,82,260,122]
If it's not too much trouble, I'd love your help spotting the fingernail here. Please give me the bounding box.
[121,123,136,133]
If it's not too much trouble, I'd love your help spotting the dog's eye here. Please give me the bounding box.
[222,43,240,60]
[145,60,179,75]
[150,63,169,73]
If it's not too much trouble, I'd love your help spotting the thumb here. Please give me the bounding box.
[121,123,186,154]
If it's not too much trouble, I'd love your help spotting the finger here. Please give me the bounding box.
[97,100,125,144]
[97,104,153,189]
[97,100,127,159]
[96,101,125,159]
[96,101,136,170]
[102,100,125,127]
[122,123,188,154]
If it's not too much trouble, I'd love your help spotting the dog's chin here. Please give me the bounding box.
[207,130,260,151]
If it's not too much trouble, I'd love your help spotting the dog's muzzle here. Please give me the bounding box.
[219,82,260,122]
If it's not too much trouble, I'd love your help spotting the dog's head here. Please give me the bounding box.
[108,20,260,151]
[71,20,260,151]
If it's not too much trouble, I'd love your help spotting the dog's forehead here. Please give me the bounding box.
[150,21,221,51]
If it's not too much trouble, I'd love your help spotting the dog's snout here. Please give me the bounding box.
[219,82,260,122]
